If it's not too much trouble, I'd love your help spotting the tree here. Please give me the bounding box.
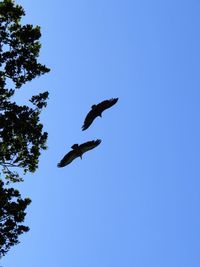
[0,180,31,258]
[0,0,50,183]
[0,0,50,257]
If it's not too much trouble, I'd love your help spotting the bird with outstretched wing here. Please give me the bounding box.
[57,139,101,167]
[82,98,118,131]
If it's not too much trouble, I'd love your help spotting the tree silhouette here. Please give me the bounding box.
[0,180,31,258]
[0,0,50,183]
[0,0,50,257]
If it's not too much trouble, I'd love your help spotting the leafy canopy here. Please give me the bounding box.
[0,180,31,258]
[0,0,50,183]
[0,0,50,257]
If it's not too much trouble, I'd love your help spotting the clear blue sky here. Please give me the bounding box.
[2,0,200,266]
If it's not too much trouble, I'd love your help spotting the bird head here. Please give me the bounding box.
[91,104,96,110]
[71,144,79,149]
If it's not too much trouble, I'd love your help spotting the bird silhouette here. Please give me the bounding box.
[57,139,101,167]
[82,98,118,130]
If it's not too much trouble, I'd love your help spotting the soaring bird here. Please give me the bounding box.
[82,98,118,131]
[57,139,101,167]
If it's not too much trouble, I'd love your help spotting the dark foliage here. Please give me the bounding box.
[0,180,31,258]
[0,0,50,258]
[0,0,50,182]
[0,0,49,88]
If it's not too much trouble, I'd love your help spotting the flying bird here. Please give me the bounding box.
[82,98,118,131]
[57,139,101,167]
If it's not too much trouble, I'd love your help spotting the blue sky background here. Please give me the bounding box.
[2,0,200,266]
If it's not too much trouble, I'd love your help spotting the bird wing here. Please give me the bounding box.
[82,109,97,131]
[97,98,118,113]
[57,150,78,167]
[79,139,101,154]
